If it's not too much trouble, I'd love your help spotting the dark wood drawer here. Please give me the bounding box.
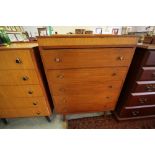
[119,106,155,118]
[134,81,155,92]
[139,67,155,81]
[144,51,155,66]
[125,92,155,107]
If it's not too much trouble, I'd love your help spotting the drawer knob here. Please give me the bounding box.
[139,97,147,104]
[28,91,33,94]
[15,58,22,64]
[54,58,61,63]
[132,110,139,116]
[108,85,113,88]
[57,75,64,79]
[37,112,40,115]
[146,85,154,91]
[33,102,38,106]
[112,73,117,76]
[152,72,155,78]
[59,88,65,92]
[118,56,124,61]
[22,76,29,81]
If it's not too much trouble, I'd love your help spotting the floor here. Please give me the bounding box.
[0,112,105,129]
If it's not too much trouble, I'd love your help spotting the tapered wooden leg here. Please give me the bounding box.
[1,118,9,125]
[45,116,52,122]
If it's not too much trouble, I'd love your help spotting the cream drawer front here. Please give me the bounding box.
[0,85,43,97]
[0,50,35,70]
[0,70,39,85]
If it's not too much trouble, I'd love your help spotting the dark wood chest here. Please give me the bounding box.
[115,44,155,120]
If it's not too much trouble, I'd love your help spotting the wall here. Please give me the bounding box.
[22,26,122,36]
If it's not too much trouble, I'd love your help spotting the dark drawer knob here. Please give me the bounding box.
[33,102,38,106]
[36,112,40,115]
[15,58,22,64]
[152,72,155,78]
[139,97,147,104]
[146,85,154,91]
[28,91,33,94]
[22,76,29,81]
[112,73,117,76]
[54,58,61,63]
[108,85,113,88]
[132,110,139,116]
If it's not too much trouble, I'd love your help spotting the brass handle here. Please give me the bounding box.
[54,58,61,63]
[15,58,22,64]
[33,102,38,106]
[57,75,64,79]
[139,97,147,104]
[132,110,139,116]
[118,56,124,61]
[28,91,33,94]
[22,76,29,81]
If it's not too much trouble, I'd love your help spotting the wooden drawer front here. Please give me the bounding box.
[47,67,128,85]
[125,93,155,107]
[50,81,123,96]
[53,93,119,114]
[119,106,155,118]
[144,51,155,66]
[0,85,43,97]
[134,81,155,93]
[139,67,155,81]
[0,97,47,109]
[41,48,134,69]
[0,70,39,85]
[0,50,34,70]
[0,106,51,118]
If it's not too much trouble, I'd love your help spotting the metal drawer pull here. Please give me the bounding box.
[139,97,147,104]
[54,58,61,63]
[132,110,139,116]
[28,91,33,94]
[15,58,22,64]
[22,76,29,81]
[145,85,155,91]
[117,56,124,61]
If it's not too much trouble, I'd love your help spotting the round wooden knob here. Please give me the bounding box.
[118,56,124,61]
[36,112,40,115]
[59,88,65,92]
[54,58,61,63]
[15,58,22,64]
[108,85,113,88]
[112,73,117,76]
[28,91,33,94]
[22,76,29,81]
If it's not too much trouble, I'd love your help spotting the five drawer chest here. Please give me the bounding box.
[0,43,52,120]
[115,43,155,120]
[38,35,138,118]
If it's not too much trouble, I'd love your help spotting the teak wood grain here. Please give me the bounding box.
[0,50,35,70]
[38,35,137,115]
[0,70,39,85]
[41,48,135,69]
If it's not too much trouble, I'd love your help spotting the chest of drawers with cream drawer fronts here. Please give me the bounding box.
[37,35,138,116]
[0,43,52,119]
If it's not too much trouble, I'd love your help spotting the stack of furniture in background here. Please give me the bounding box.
[115,36,155,120]
[0,43,52,123]
[38,35,138,120]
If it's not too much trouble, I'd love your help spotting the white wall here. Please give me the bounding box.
[23,26,122,36]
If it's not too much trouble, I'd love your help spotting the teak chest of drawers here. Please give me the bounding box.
[0,43,52,119]
[115,43,155,120]
[38,35,138,116]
